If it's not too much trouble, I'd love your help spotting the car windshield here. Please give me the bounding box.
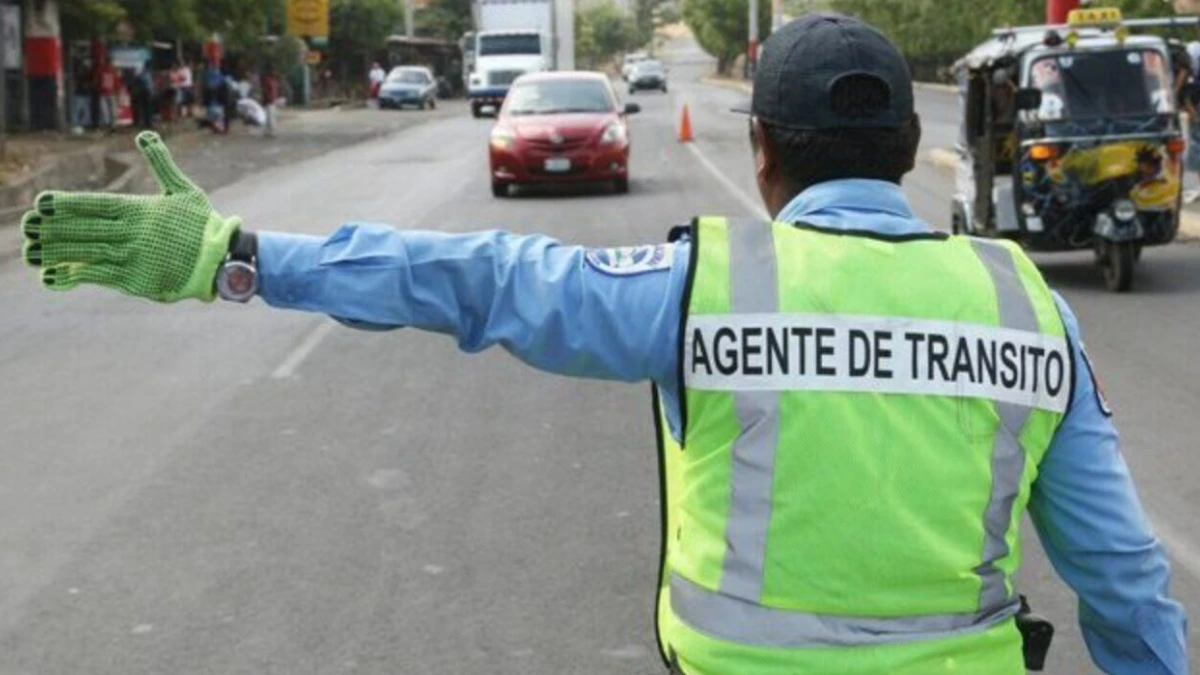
[636,61,663,74]
[387,70,429,84]
[1029,48,1172,122]
[479,34,541,56]
[505,79,615,115]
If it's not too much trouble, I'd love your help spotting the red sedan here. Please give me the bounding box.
[488,71,640,197]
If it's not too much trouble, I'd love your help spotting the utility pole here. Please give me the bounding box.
[1,2,7,160]
[405,0,414,38]
[747,0,758,79]
[771,0,783,34]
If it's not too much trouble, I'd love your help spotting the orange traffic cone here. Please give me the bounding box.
[679,104,694,143]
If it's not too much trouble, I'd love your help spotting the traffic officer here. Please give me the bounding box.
[20,12,1187,675]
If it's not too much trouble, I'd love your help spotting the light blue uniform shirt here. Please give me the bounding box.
[256,179,1187,674]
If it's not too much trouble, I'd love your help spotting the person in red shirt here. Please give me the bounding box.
[97,58,118,128]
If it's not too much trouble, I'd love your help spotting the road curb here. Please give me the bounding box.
[914,82,958,94]
[0,153,141,262]
[702,76,751,94]
[923,146,1200,239]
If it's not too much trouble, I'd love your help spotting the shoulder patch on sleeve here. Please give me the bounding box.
[585,244,675,276]
[1080,345,1113,417]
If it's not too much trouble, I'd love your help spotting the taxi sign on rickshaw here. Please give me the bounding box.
[1066,7,1123,28]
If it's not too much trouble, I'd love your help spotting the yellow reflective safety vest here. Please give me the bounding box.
[653,217,1072,675]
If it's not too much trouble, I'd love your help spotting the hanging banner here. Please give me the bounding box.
[287,0,330,38]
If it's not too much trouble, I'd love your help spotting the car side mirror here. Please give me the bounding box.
[1015,88,1042,111]
[624,102,641,115]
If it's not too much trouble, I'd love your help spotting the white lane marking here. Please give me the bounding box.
[272,319,336,379]
[1151,516,1200,582]
[684,141,770,220]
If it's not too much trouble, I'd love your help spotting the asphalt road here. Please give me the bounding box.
[1,39,1198,675]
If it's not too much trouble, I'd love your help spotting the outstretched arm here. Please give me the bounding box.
[257,226,685,383]
[20,132,686,386]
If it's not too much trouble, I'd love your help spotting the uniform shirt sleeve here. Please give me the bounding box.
[255,223,685,389]
[1028,293,1188,675]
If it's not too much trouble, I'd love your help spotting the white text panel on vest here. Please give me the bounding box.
[685,313,1070,413]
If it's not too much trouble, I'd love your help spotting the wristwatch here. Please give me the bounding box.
[215,230,258,303]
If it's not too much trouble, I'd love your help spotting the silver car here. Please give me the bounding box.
[379,66,438,110]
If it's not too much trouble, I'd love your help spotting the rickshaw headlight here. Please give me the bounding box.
[1114,200,1137,222]
[1030,144,1059,161]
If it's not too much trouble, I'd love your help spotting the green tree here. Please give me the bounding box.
[828,0,1183,79]
[684,0,770,75]
[111,0,201,41]
[327,0,404,85]
[59,0,127,38]
[576,1,641,69]
[195,0,287,49]
[417,0,474,41]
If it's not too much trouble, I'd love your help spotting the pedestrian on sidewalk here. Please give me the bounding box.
[174,60,194,119]
[1181,40,1200,203]
[369,62,385,104]
[131,63,155,130]
[71,58,94,131]
[97,57,118,129]
[261,65,282,138]
[202,62,228,134]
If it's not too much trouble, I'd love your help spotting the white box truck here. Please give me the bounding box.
[467,0,574,117]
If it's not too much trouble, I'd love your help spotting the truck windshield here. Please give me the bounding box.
[505,79,614,115]
[1029,48,1173,122]
[480,34,541,56]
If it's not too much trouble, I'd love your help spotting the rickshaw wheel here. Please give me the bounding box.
[1101,241,1136,293]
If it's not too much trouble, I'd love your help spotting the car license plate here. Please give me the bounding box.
[544,157,571,172]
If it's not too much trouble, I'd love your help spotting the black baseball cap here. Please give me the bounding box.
[736,12,914,130]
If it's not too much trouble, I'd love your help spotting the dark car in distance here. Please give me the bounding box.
[628,60,667,94]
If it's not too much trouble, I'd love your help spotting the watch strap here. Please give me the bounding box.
[227,229,258,263]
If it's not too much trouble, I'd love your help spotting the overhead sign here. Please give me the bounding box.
[288,0,330,38]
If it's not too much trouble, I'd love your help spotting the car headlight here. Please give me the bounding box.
[600,121,627,145]
[490,128,515,151]
[1113,199,1137,222]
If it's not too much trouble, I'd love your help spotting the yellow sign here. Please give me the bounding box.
[1066,7,1123,27]
[288,0,329,38]
[306,51,322,65]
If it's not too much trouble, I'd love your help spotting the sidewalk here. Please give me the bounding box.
[0,101,459,260]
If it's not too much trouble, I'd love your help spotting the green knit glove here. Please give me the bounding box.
[21,131,241,303]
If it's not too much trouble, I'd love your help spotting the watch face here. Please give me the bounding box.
[226,265,255,295]
[218,260,258,301]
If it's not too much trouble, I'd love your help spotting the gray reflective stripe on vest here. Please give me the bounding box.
[970,240,1038,614]
[720,219,781,603]
[672,223,1045,648]
[672,573,1019,647]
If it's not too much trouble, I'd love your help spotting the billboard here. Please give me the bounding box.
[288,0,330,38]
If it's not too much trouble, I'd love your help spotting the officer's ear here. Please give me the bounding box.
[750,117,775,183]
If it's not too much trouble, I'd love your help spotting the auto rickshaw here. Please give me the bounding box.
[950,7,1198,291]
